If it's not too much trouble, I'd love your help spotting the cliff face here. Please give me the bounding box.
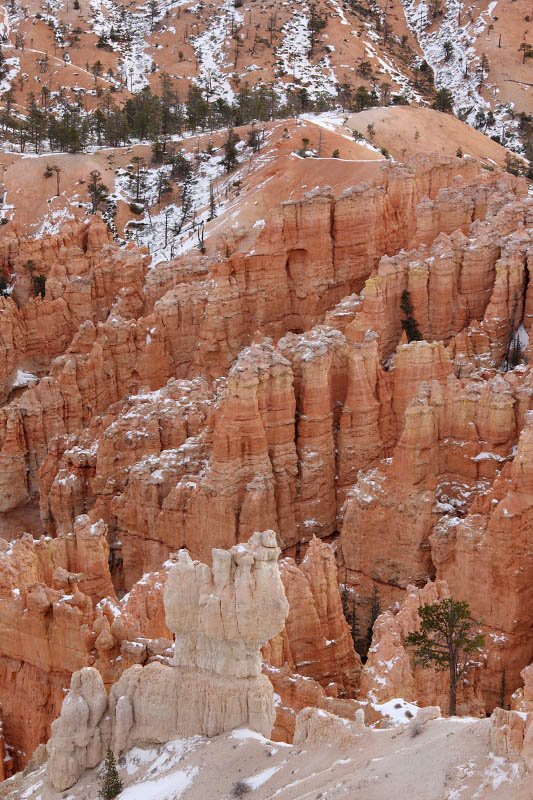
[0,154,533,768]
[24,169,527,588]
[0,157,520,539]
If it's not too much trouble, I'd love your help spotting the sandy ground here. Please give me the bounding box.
[347,106,513,166]
[1,716,530,800]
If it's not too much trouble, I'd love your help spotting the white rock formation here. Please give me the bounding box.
[490,708,533,771]
[46,668,110,792]
[46,531,289,791]
[293,706,366,748]
[164,530,289,678]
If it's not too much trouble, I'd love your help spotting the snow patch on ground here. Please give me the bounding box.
[276,5,337,100]
[89,0,155,91]
[399,0,520,150]
[472,753,520,796]
[245,765,282,789]
[120,767,198,800]
[191,0,242,103]
[371,697,420,725]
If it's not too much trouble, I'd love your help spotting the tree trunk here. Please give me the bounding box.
[449,664,457,716]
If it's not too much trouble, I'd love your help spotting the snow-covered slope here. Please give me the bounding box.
[1,718,529,800]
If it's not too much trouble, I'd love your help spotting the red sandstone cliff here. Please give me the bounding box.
[0,154,532,765]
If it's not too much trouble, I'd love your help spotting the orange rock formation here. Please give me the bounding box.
[1,154,533,766]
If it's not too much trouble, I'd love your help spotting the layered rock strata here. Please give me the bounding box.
[30,180,530,593]
[0,157,525,549]
[490,708,533,771]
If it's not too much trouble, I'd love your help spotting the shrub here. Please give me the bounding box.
[32,274,46,298]
[400,289,422,341]
[232,781,251,797]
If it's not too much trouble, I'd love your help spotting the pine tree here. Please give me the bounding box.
[44,164,62,197]
[129,156,147,202]
[499,668,506,710]
[341,569,349,619]
[156,170,172,204]
[308,2,327,54]
[208,180,216,221]
[88,169,109,212]
[405,598,485,716]
[432,88,454,113]
[196,220,205,253]
[99,749,123,800]
[350,596,359,649]
[223,128,240,173]
[366,583,381,655]
[247,126,261,153]
[400,289,422,342]
[173,173,194,236]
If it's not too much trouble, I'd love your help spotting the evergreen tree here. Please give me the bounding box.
[88,169,109,212]
[105,108,129,148]
[93,108,107,146]
[98,749,123,800]
[186,85,209,132]
[505,289,522,371]
[155,169,172,204]
[366,583,381,655]
[27,92,47,152]
[443,40,453,62]
[400,289,422,342]
[128,156,147,202]
[223,128,239,173]
[353,86,369,112]
[148,0,158,29]
[208,180,216,221]
[350,596,359,650]
[432,88,454,113]
[405,598,485,716]
[308,2,327,53]
[247,125,261,153]
[44,164,62,196]
[160,72,181,138]
[341,569,349,619]
[173,173,194,236]
[499,668,506,710]
[170,151,192,182]
[196,220,205,253]
[32,274,46,298]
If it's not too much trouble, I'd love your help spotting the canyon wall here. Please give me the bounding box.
[0,155,532,766]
